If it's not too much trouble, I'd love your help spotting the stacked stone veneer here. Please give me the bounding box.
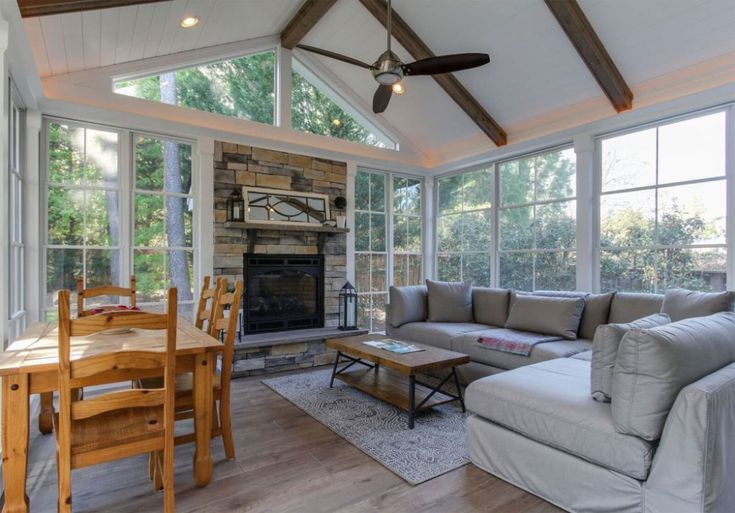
[213,141,352,376]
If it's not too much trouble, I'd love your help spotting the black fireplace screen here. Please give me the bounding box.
[244,254,324,334]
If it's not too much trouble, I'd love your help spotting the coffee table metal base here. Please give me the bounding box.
[329,351,465,429]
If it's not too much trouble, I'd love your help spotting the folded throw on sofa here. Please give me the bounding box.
[477,329,563,356]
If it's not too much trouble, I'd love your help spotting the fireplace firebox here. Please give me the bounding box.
[243,254,324,334]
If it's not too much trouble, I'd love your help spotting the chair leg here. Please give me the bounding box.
[57,450,72,513]
[148,452,156,481]
[152,451,164,491]
[219,398,235,460]
[163,437,175,513]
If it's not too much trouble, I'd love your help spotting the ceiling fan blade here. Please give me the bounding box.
[373,85,393,114]
[295,45,375,70]
[403,53,490,76]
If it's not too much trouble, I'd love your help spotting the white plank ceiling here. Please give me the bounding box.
[21,0,735,157]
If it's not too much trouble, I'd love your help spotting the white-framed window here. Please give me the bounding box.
[43,118,197,319]
[436,168,493,286]
[498,147,577,290]
[355,168,423,332]
[598,110,728,292]
[291,59,396,149]
[7,81,26,344]
[114,50,277,126]
[133,134,195,315]
[392,176,422,287]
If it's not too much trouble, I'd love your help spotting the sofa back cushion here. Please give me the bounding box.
[425,280,473,322]
[389,285,428,328]
[534,290,615,340]
[608,292,664,324]
[590,313,670,402]
[612,312,735,441]
[472,288,510,326]
[505,293,585,340]
[661,288,733,322]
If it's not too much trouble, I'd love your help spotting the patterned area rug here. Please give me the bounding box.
[262,369,469,485]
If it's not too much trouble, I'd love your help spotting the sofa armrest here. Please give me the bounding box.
[644,363,735,513]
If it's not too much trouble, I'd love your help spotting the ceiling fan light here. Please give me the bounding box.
[392,82,405,95]
[375,72,401,85]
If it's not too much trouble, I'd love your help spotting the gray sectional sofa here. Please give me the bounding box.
[385,283,735,513]
[386,285,663,384]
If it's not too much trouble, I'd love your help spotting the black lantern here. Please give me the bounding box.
[338,281,358,330]
[227,189,245,222]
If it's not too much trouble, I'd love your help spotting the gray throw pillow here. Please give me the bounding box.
[504,293,584,340]
[533,290,614,340]
[389,285,428,328]
[612,312,735,441]
[579,292,615,340]
[425,280,473,322]
[472,288,511,327]
[608,292,664,324]
[661,288,733,322]
[590,313,670,402]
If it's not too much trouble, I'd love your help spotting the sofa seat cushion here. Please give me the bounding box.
[465,358,655,480]
[451,328,592,370]
[389,322,489,350]
[571,349,592,361]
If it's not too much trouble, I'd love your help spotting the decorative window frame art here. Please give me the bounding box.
[243,186,331,226]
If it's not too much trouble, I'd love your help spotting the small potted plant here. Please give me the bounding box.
[334,196,347,228]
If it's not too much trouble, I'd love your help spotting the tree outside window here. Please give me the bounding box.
[599,111,727,292]
[498,148,576,291]
[436,168,493,287]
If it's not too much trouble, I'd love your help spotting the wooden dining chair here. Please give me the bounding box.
[76,275,137,316]
[55,288,178,513]
[141,280,242,464]
[194,276,227,331]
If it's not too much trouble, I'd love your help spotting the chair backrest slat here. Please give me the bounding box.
[76,275,137,315]
[70,351,167,382]
[70,312,168,337]
[209,280,243,394]
[195,276,226,331]
[72,389,165,420]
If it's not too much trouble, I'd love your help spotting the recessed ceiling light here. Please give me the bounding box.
[180,16,199,28]
[392,82,405,95]
[332,118,342,127]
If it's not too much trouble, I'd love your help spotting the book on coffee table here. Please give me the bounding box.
[363,339,425,354]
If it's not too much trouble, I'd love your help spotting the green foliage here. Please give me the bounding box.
[116,52,387,147]
[600,203,719,292]
[292,71,382,147]
[117,52,276,125]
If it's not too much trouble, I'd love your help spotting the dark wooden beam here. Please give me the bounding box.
[544,0,633,112]
[280,0,339,50]
[18,0,169,17]
[358,0,506,146]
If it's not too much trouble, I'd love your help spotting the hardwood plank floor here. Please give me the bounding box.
[24,369,562,513]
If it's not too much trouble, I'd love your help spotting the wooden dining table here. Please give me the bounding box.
[0,319,223,513]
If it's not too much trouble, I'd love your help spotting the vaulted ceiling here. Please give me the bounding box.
[20,0,735,165]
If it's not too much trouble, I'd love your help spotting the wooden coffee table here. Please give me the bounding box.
[325,334,470,429]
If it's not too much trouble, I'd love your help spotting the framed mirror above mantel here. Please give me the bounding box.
[223,187,349,253]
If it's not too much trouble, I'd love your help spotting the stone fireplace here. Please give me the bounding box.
[213,141,366,376]
[243,254,324,334]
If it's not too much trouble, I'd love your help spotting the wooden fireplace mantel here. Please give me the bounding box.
[223,221,349,253]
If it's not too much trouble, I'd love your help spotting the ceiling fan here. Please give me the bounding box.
[296,0,490,114]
